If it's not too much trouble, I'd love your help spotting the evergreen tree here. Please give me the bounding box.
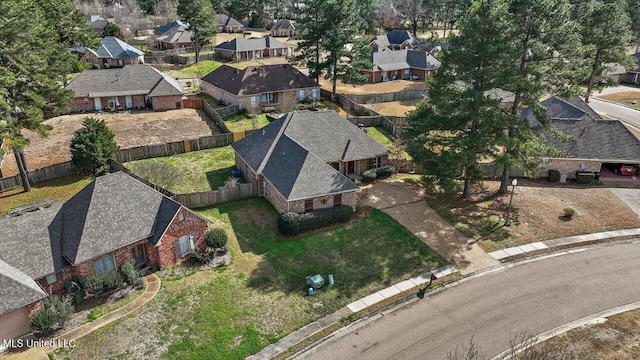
[178,0,217,63]
[103,23,125,39]
[70,117,119,176]
[290,0,331,82]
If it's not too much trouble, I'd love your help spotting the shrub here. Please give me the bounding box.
[30,308,57,334]
[277,212,301,235]
[205,228,228,249]
[102,63,110,69]
[44,295,74,326]
[91,64,100,69]
[70,117,119,175]
[66,278,85,304]
[374,165,395,178]
[277,207,348,235]
[339,205,354,222]
[102,270,124,291]
[120,260,140,285]
[563,207,577,219]
[84,274,104,295]
[193,248,213,264]
[361,170,377,182]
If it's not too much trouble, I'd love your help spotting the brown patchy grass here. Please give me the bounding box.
[600,91,640,109]
[0,175,92,216]
[422,179,640,252]
[318,78,428,95]
[539,308,640,359]
[362,99,422,117]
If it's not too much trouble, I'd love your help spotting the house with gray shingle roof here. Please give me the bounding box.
[154,20,194,50]
[215,14,244,33]
[620,51,640,85]
[214,36,292,61]
[82,36,145,68]
[201,64,320,110]
[370,30,425,51]
[0,172,210,343]
[66,64,183,112]
[361,48,441,83]
[85,14,110,34]
[270,19,297,37]
[232,110,389,213]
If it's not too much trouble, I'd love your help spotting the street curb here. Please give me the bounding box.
[593,96,640,112]
[490,300,640,360]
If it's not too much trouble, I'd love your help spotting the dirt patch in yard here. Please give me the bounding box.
[1,109,217,176]
[361,99,422,117]
[599,91,640,109]
[318,78,428,95]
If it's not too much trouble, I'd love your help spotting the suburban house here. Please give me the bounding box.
[232,110,389,213]
[214,36,292,61]
[66,64,183,112]
[201,64,320,110]
[620,51,640,85]
[270,19,297,37]
[154,20,193,49]
[215,14,244,32]
[0,172,210,344]
[82,36,145,68]
[525,96,640,178]
[370,30,425,51]
[361,48,441,83]
[85,14,109,34]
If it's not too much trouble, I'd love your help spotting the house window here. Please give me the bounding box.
[404,69,410,78]
[274,49,277,56]
[334,194,342,207]
[299,90,305,100]
[175,234,195,258]
[260,94,267,103]
[304,199,314,212]
[108,97,119,108]
[312,89,318,98]
[94,254,116,276]
[269,92,277,102]
[250,96,257,106]
[83,98,89,104]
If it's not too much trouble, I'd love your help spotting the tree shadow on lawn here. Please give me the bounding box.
[205,166,236,189]
[217,198,444,301]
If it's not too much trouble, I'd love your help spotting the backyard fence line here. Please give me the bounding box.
[478,162,527,178]
[145,53,216,65]
[173,182,258,208]
[392,159,424,173]
[113,133,233,163]
[0,161,77,193]
[109,160,177,198]
[343,89,427,104]
[146,45,215,57]
[203,102,241,134]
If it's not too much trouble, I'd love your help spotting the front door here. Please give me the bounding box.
[94,97,102,111]
[131,244,146,269]
[125,95,133,109]
[347,161,355,174]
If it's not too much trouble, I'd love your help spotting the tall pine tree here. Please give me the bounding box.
[178,0,217,63]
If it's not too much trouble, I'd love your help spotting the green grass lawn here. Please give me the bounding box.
[0,175,92,217]
[366,127,412,160]
[52,198,443,360]
[125,146,236,193]
[178,50,215,58]
[223,111,270,132]
[168,60,222,78]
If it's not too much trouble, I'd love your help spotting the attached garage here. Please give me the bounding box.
[0,307,31,345]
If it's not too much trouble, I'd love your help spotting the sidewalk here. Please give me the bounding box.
[488,228,640,261]
[246,265,457,360]
[1,274,160,360]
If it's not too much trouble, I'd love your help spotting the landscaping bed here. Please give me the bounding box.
[51,197,443,360]
[124,146,237,193]
[223,111,270,132]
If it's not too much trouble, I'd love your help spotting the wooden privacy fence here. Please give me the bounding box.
[0,161,76,193]
[344,89,427,104]
[173,182,258,208]
[183,98,204,109]
[203,102,241,134]
[109,160,177,198]
[478,162,527,178]
[114,134,233,163]
[347,115,404,138]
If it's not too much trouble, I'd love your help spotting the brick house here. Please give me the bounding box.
[361,48,441,83]
[215,14,244,33]
[214,36,292,61]
[154,20,193,49]
[66,64,183,112]
[370,30,426,51]
[270,19,296,37]
[85,14,109,34]
[201,64,320,111]
[0,172,210,344]
[82,36,145,68]
[620,52,640,85]
[232,110,389,213]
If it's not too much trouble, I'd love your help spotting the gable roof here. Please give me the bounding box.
[66,64,182,98]
[201,64,318,96]
[215,14,244,29]
[85,15,109,31]
[0,260,47,315]
[59,172,184,265]
[154,20,186,35]
[371,30,422,48]
[87,36,144,60]
[214,36,289,52]
[370,49,441,71]
[232,111,388,200]
[155,22,193,44]
[271,19,296,31]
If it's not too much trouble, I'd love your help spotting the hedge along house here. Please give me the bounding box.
[232,110,389,213]
[66,64,183,112]
[213,36,292,61]
[201,64,320,111]
[361,48,441,83]
[0,172,210,344]
[525,96,640,178]
[82,36,145,68]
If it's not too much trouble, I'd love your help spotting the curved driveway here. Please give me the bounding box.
[297,242,640,360]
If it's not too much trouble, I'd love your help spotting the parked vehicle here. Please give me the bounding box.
[607,163,637,175]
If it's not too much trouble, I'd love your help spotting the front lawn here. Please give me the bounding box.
[167,60,222,78]
[52,198,443,360]
[223,111,270,132]
[125,146,236,193]
[0,175,92,216]
[366,126,412,159]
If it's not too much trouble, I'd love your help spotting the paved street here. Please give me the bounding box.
[589,98,640,128]
[297,242,640,360]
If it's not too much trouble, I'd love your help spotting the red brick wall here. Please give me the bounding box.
[25,300,44,318]
[70,97,95,112]
[156,207,209,269]
[151,95,183,111]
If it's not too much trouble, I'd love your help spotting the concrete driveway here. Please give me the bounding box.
[610,188,640,217]
[359,181,499,274]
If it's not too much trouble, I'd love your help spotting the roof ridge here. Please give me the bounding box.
[312,111,375,160]
[257,114,292,174]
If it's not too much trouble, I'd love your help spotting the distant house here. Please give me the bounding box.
[201,64,320,110]
[0,172,210,344]
[214,36,292,61]
[370,30,425,51]
[524,96,640,178]
[66,64,183,112]
[270,19,297,37]
[85,14,109,34]
[361,48,441,83]
[620,52,640,85]
[82,36,145,68]
[232,110,389,213]
[215,14,244,33]
[154,20,193,49]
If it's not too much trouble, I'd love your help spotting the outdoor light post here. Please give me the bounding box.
[505,178,518,226]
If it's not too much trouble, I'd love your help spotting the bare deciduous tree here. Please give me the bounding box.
[278,91,300,113]
[372,0,407,31]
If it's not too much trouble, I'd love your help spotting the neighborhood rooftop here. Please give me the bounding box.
[201,64,318,96]
[371,49,441,72]
[0,260,46,316]
[214,36,289,52]
[86,36,144,59]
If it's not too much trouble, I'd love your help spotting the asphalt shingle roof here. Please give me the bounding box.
[66,64,182,98]
[371,30,422,48]
[0,260,46,315]
[201,64,318,96]
[232,111,387,200]
[270,19,296,31]
[215,14,244,29]
[214,36,289,52]
[371,49,440,72]
[88,36,144,60]
[154,20,186,35]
